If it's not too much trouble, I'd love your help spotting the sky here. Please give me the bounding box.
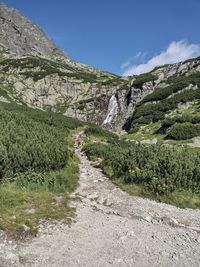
[2,0,200,75]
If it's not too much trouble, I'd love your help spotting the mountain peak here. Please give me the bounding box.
[0,2,69,61]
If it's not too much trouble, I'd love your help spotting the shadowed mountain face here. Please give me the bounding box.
[0,3,200,132]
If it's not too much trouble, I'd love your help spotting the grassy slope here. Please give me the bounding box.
[0,102,83,238]
[0,52,128,87]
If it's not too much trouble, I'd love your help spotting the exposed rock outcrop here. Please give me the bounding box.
[0,3,68,61]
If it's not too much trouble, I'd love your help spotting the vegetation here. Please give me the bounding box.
[132,73,200,129]
[132,88,200,125]
[85,125,118,141]
[158,115,200,134]
[131,73,157,87]
[167,123,200,140]
[0,109,69,175]
[0,101,83,236]
[141,81,190,104]
[84,141,200,208]
[0,55,128,86]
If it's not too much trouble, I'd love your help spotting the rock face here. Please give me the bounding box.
[0,3,68,61]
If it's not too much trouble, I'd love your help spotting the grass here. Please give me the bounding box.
[0,184,73,238]
[114,179,200,209]
[123,122,165,143]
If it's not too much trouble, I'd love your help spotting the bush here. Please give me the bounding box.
[85,125,118,140]
[167,123,200,140]
[133,88,200,123]
[84,141,200,195]
[0,102,88,180]
[128,127,139,134]
[141,80,190,104]
[132,73,200,128]
[134,116,152,125]
[157,115,200,135]
[131,73,156,87]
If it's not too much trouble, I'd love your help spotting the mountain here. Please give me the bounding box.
[0,3,131,125]
[0,2,68,61]
[1,3,200,138]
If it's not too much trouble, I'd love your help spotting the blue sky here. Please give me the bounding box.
[3,0,200,75]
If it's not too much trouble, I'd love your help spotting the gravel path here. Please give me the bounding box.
[1,146,200,267]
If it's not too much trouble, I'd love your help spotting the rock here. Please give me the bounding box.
[20,224,31,233]
[161,217,179,226]
[97,197,105,205]
[104,199,113,207]
[0,96,10,103]
[54,196,65,206]
[127,231,135,237]
[141,138,157,145]
[0,3,68,61]
[25,208,36,214]
[87,193,99,200]
[143,216,152,223]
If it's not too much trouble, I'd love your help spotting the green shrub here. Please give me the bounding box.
[128,127,139,134]
[131,73,156,87]
[84,141,200,196]
[134,116,152,125]
[132,73,200,128]
[157,115,200,135]
[0,108,69,176]
[167,123,200,140]
[85,125,118,140]
[0,102,85,180]
[133,88,200,123]
[141,80,190,104]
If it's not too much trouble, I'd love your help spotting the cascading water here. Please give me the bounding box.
[102,94,118,125]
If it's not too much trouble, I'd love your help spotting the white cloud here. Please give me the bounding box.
[122,40,200,76]
[120,52,146,71]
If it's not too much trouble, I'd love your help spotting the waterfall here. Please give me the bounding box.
[102,94,118,125]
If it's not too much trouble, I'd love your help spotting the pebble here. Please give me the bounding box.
[143,215,152,223]
[25,208,36,214]
[54,196,65,205]
[87,193,99,200]
[20,224,31,233]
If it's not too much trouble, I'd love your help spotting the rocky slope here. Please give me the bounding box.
[1,3,200,130]
[0,2,68,61]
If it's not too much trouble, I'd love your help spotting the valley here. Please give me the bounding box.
[0,2,200,267]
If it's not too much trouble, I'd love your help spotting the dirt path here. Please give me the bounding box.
[1,144,200,267]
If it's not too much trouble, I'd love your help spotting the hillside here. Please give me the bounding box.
[124,57,200,146]
[1,3,200,137]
